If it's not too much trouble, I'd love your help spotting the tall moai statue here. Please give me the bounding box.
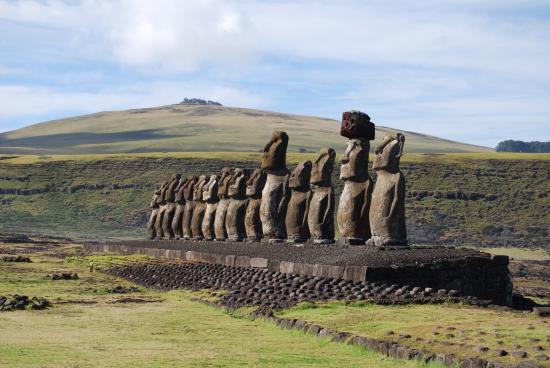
[201,174,219,240]
[337,111,375,245]
[285,160,312,243]
[245,168,266,242]
[171,177,188,239]
[366,134,407,247]
[154,181,170,238]
[307,148,336,244]
[182,175,198,240]
[260,131,290,242]
[214,168,233,241]
[161,173,181,239]
[147,184,164,239]
[191,175,209,240]
[226,168,248,241]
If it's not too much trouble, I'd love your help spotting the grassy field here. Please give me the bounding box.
[277,302,550,367]
[0,240,445,368]
[0,104,491,154]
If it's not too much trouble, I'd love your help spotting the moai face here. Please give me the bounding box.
[193,175,209,201]
[261,131,289,171]
[372,134,405,173]
[340,138,370,181]
[246,168,266,197]
[310,148,336,186]
[289,160,312,189]
[203,174,219,202]
[217,167,233,198]
[183,175,198,201]
[340,111,375,141]
[228,168,247,199]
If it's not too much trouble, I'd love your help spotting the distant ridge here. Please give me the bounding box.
[0,104,491,154]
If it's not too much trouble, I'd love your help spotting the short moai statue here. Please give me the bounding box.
[147,185,164,239]
[171,177,187,239]
[161,173,181,239]
[366,134,407,247]
[181,175,198,240]
[191,175,209,240]
[214,168,233,241]
[245,168,266,242]
[260,131,290,242]
[337,111,375,245]
[285,160,312,243]
[307,148,336,244]
[154,181,170,239]
[225,168,248,241]
[201,174,219,240]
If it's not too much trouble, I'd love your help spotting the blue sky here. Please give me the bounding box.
[1,0,549,147]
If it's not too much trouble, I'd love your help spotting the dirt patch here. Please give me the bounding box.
[107,297,163,304]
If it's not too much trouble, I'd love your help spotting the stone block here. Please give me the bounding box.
[234,256,251,268]
[250,257,268,268]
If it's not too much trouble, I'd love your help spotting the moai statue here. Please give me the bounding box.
[154,174,180,240]
[171,177,187,239]
[146,185,164,239]
[201,174,219,240]
[191,175,209,240]
[285,161,312,243]
[260,131,290,242]
[225,168,248,241]
[214,168,233,241]
[367,134,407,247]
[337,111,375,245]
[245,168,266,242]
[307,148,336,244]
[182,175,198,240]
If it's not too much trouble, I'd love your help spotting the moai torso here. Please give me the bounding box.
[337,138,373,244]
[307,148,336,244]
[245,168,266,241]
[285,161,312,243]
[367,134,407,247]
[226,168,248,241]
[214,168,232,241]
[182,175,198,239]
[260,131,290,241]
[201,174,219,240]
[147,186,163,239]
[154,181,169,239]
[171,177,187,239]
[161,174,181,239]
[191,175,209,239]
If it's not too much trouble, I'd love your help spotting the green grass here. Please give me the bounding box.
[482,247,550,261]
[276,301,550,367]
[0,104,490,154]
[0,241,443,368]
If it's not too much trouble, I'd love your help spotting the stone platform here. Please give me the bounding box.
[84,240,513,305]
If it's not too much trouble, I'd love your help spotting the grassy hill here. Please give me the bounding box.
[0,104,490,154]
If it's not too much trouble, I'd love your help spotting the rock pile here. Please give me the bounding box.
[1,255,31,262]
[0,295,51,311]
[108,262,469,311]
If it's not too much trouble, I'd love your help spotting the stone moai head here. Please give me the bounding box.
[203,174,219,202]
[163,173,181,202]
[217,167,233,198]
[228,168,247,199]
[310,148,336,186]
[183,175,198,201]
[193,175,209,201]
[340,111,375,141]
[150,184,163,207]
[372,133,405,173]
[261,130,289,172]
[175,177,188,203]
[246,168,267,198]
[340,138,370,181]
[289,160,312,190]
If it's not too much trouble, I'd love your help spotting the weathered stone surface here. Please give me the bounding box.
[285,160,311,243]
[533,306,550,317]
[201,174,219,240]
[367,134,408,247]
[181,176,198,239]
[337,137,373,244]
[171,177,187,239]
[245,169,266,241]
[226,169,248,241]
[154,181,170,238]
[161,202,176,239]
[307,148,336,244]
[158,174,181,239]
[191,175,209,240]
[214,168,232,241]
[340,110,375,141]
[260,131,290,240]
[147,184,164,239]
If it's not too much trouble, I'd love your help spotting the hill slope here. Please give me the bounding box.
[0,104,489,154]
